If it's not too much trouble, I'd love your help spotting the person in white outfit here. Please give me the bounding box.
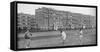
[60,31,66,45]
[79,29,83,38]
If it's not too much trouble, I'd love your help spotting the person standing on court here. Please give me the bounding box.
[24,30,32,48]
[79,27,83,38]
[60,30,66,46]
[79,30,83,37]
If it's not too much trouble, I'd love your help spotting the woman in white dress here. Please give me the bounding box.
[79,25,85,38]
[60,31,66,45]
[79,30,83,38]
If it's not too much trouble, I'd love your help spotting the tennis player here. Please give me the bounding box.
[60,31,66,45]
[24,30,32,48]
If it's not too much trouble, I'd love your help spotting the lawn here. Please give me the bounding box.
[18,28,96,48]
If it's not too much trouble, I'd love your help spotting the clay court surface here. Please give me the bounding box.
[18,28,96,48]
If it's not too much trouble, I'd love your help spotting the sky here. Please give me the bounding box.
[18,3,96,16]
